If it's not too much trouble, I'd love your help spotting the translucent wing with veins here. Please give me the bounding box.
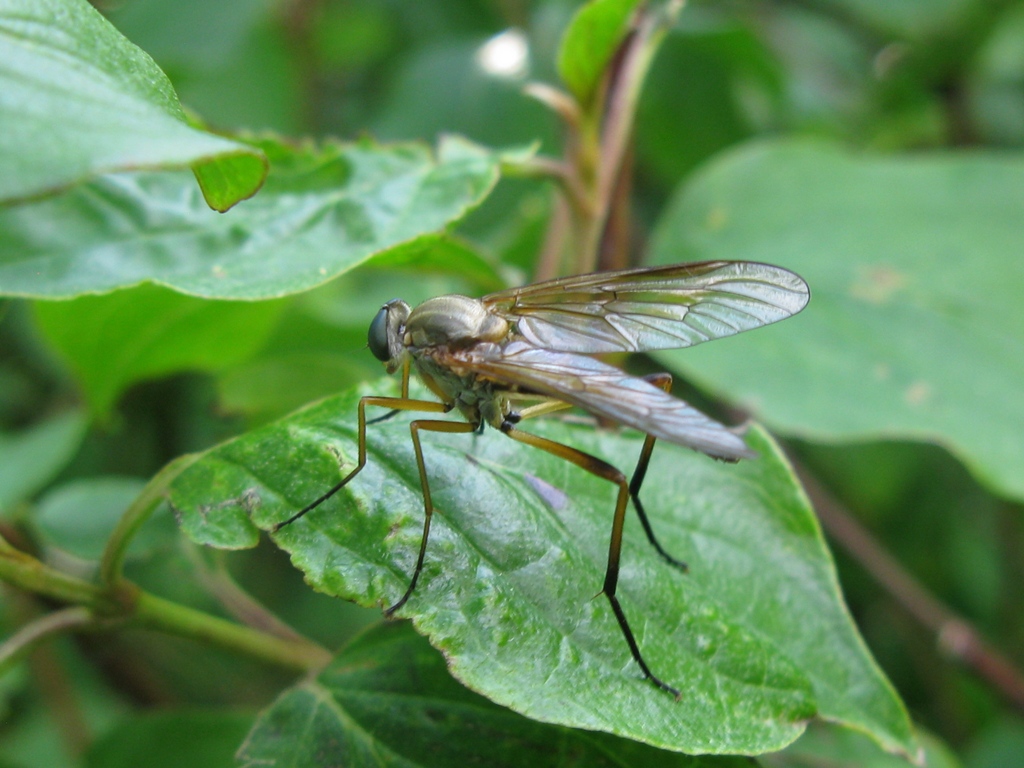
[450,341,756,460]
[482,261,809,354]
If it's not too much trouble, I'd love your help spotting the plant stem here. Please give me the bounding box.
[0,538,114,610]
[0,606,94,671]
[133,591,331,671]
[508,155,589,219]
[578,0,685,274]
[189,546,310,643]
[1,537,331,673]
[534,193,571,282]
[100,452,199,587]
[796,461,1024,710]
[8,595,93,757]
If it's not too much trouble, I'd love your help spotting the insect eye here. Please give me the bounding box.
[368,306,391,362]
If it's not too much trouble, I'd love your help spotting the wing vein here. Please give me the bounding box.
[484,261,809,353]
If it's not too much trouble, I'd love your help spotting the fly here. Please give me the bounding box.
[274,260,810,697]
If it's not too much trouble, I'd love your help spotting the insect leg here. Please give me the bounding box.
[499,419,680,698]
[367,409,401,426]
[385,418,478,616]
[629,373,688,572]
[273,395,451,531]
[367,363,415,425]
[513,399,573,421]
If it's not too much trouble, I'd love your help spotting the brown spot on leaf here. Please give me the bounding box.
[850,265,908,303]
[904,381,931,406]
[705,206,728,231]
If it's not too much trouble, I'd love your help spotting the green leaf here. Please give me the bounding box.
[168,380,915,756]
[557,0,641,105]
[191,152,269,215]
[33,476,151,560]
[813,0,974,39]
[107,0,304,136]
[240,621,751,768]
[636,23,780,186]
[33,285,287,416]
[372,40,556,150]
[0,136,503,300]
[964,718,1024,768]
[217,351,375,423]
[85,710,255,768]
[762,721,959,768]
[649,139,1024,503]
[0,0,266,210]
[968,4,1024,146]
[757,8,874,140]
[371,236,506,294]
[0,410,87,514]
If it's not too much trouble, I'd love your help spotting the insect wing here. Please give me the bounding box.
[456,342,755,460]
[482,261,809,354]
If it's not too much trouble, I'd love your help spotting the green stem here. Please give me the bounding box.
[0,607,94,672]
[583,0,684,273]
[0,541,113,610]
[509,155,590,220]
[523,80,592,279]
[189,546,310,643]
[133,591,331,671]
[100,453,199,587]
[0,532,18,555]
[1,539,330,672]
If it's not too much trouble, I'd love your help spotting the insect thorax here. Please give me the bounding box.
[412,347,509,429]
[403,295,509,349]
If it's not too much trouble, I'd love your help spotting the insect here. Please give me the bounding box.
[274,260,810,697]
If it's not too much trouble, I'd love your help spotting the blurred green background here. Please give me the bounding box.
[2,0,1023,766]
